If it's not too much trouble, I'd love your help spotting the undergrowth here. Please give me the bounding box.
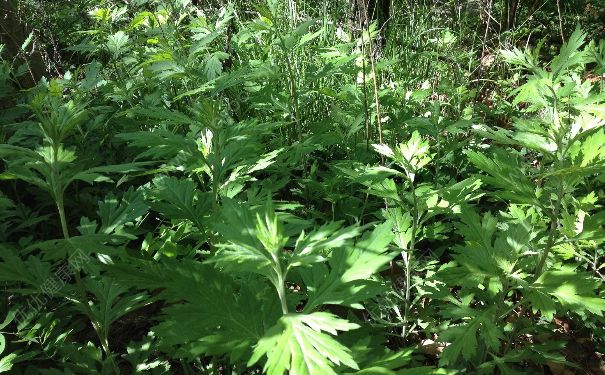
[0,1,604,374]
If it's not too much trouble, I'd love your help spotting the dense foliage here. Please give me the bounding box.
[1,0,605,373]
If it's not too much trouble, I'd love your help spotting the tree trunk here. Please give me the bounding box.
[0,0,46,86]
[351,0,391,45]
[502,0,520,31]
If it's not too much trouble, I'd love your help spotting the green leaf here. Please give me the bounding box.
[80,60,103,91]
[28,234,124,261]
[290,222,360,268]
[212,199,285,279]
[303,222,395,311]
[501,46,538,71]
[466,149,537,204]
[129,11,154,29]
[110,259,279,361]
[524,285,557,321]
[0,312,15,331]
[367,178,401,202]
[81,277,148,329]
[347,368,396,375]
[373,131,431,181]
[536,268,605,316]
[297,29,323,48]
[341,222,394,283]
[397,367,458,375]
[439,317,477,365]
[118,129,199,162]
[383,208,413,250]
[150,176,211,231]
[439,308,504,366]
[20,32,34,51]
[97,188,148,235]
[514,131,557,154]
[440,206,532,292]
[0,246,52,288]
[106,31,129,58]
[248,312,359,375]
[569,128,605,167]
[550,26,587,78]
[0,353,17,373]
[70,162,153,185]
[204,51,230,80]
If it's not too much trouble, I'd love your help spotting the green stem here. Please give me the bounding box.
[402,176,419,339]
[274,263,289,315]
[50,143,68,239]
[270,250,289,315]
[56,196,70,240]
[277,273,289,315]
[50,144,118,374]
[276,27,301,143]
[534,88,565,280]
[533,179,563,279]
[360,32,371,151]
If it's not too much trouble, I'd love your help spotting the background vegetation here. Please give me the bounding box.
[1,0,605,373]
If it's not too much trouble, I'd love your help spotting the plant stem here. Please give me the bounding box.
[360,29,370,151]
[363,20,382,146]
[402,176,419,339]
[275,269,289,315]
[50,143,118,374]
[56,196,70,240]
[271,250,289,315]
[51,143,69,239]
[534,88,565,280]
[277,278,289,315]
[533,177,563,279]
[277,30,301,143]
